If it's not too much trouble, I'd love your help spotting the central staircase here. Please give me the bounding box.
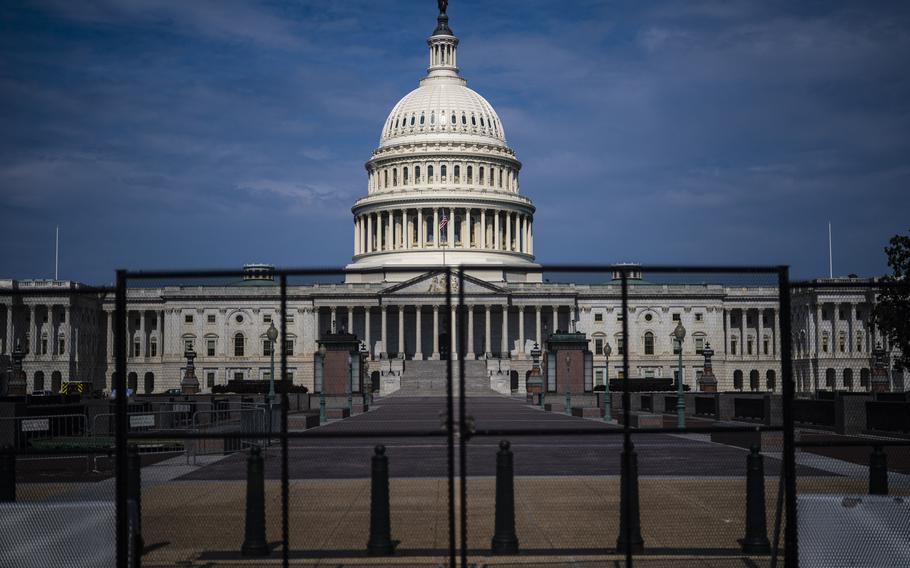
[394,359,494,396]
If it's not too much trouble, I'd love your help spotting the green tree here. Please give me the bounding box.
[873,229,910,370]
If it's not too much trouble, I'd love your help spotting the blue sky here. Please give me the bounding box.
[1,0,909,283]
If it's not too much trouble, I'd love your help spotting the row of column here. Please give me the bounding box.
[368,161,517,193]
[319,304,570,359]
[354,207,533,256]
[724,307,780,359]
[110,309,166,360]
[2,303,72,357]
[802,302,871,357]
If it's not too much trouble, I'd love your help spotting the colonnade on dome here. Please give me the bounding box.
[353,206,533,257]
[367,156,519,194]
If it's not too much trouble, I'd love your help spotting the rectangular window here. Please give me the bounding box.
[58,338,65,354]
[617,313,624,322]
[285,371,295,381]
[595,369,604,386]
[150,341,157,357]
[285,339,294,356]
[763,339,770,355]
[672,313,680,322]
[60,312,65,323]
[133,340,141,357]
[747,339,754,355]
[763,313,770,326]
[263,340,272,356]
[41,339,48,355]
[822,337,829,353]
[617,337,625,355]
[617,370,625,379]
[263,314,272,323]
[695,337,704,354]
[263,371,272,381]
[595,338,604,355]
[695,313,703,322]
[286,313,294,323]
[206,372,215,388]
[207,339,216,357]
[184,339,194,352]
[731,340,738,355]
[234,372,244,381]
[184,314,193,324]
[644,369,655,379]
[594,312,604,322]
[207,314,216,324]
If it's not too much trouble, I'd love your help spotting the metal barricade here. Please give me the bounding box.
[0,414,89,449]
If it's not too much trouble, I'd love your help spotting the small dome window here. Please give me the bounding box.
[461,113,467,125]
[471,115,476,126]
[395,118,399,128]
[480,117,485,127]
[419,113,425,125]
[451,113,456,125]
[410,115,415,126]
[430,111,435,125]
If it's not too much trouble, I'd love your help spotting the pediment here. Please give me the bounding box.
[381,270,507,297]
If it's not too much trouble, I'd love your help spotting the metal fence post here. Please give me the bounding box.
[741,445,770,554]
[367,444,395,555]
[616,440,644,554]
[491,440,519,554]
[241,446,269,556]
[869,445,888,495]
[0,446,14,502]
[127,445,144,558]
[565,388,571,415]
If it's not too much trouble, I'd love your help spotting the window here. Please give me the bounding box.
[645,313,653,322]
[60,312,65,323]
[695,336,705,354]
[286,313,294,323]
[595,369,604,386]
[644,369,655,379]
[150,338,157,357]
[617,336,625,355]
[428,165,434,181]
[235,314,244,323]
[285,339,294,356]
[763,338,770,355]
[403,167,409,184]
[595,338,604,355]
[838,333,846,353]
[856,333,864,352]
[133,339,141,357]
[184,338,194,352]
[731,339,738,355]
[234,372,244,381]
[617,313,624,322]
[499,170,503,187]
[263,339,272,356]
[695,313,703,322]
[673,338,681,355]
[454,165,460,182]
[184,314,193,323]
[644,332,655,355]
[672,313,680,322]
[285,370,294,381]
[58,337,65,354]
[822,333,829,353]
[207,339,216,357]
[471,114,476,126]
[594,312,604,322]
[441,164,447,181]
[207,314,216,324]
[467,166,473,183]
[263,314,272,323]
[451,113,456,124]
[410,115,415,126]
[415,166,421,182]
[41,334,48,355]
[763,313,770,326]
[206,372,215,388]
[234,334,244,357]
[430,111,435,125]
[747,338,754,355]
[461,113,466,125]
[419,113,425,125]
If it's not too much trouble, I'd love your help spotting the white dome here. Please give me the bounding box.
[379,80,507,149]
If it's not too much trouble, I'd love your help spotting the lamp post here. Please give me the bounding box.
[317,343,327,424]
[564,353,571,415]
[347,354,353,415]
[266,322,278,441]
[603,341,612,422]
[673,322,686,428]
[360,341,370,407]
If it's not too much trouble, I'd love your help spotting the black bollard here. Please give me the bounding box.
[241,446,270,556]
[0,446,14,502]
[869,445,888,496]
[367,445,396,555]
[491,440,519,554]
[740,445,770,554]
[127,445,144,557]
[616,441,644,553]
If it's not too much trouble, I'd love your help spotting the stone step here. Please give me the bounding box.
[395,359,493,396]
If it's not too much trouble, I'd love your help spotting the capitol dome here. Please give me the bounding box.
[345,5,540,284]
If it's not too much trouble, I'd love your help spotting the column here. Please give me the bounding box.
[494,210,501,250]
[398,305,405,357]
[725,309,732,354]
[501,306,509,355]
[570,306,576,333]
[138,310,145,357]
[404,209,411,249]
[773,308,780,358]
[415,307,423,360]
[364,308,371,357]
[535,306,542,345]
[106,310,113,361]
[465,209,472,248]
[330,306,337,333]
[433,208,439,247]
[418,209,424,248]
[432,305,440,359]
[505,212,512,251]
[354,217,359,255]
[480,209,486,248]
[451,305,457,358]
[518,307,525,354]
[484,305,491,356]
[529,218,533,255]
[758,308,764,358]
[313,307,320,347]
[467,306,475,358]
[552,305,559,333]
[849,304,856,354]
[29,305,36,354]
[347,308,353,334]
[366,214,373,253]
[380,305,387,356]
[740,308,746,359]
[159,309,165,359]
[4,305,12,354]
[386,212,392,251]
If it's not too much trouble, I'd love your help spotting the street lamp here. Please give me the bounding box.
[673,321,686,428]
[266,321,278,440]
[317,343,327,424]
[360,341,370,407]
[603,341,612,422]
[347,354,353,415]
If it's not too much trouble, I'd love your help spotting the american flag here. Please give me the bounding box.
[439,212,448,232]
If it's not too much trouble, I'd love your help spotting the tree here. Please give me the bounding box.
[872,229,910,371]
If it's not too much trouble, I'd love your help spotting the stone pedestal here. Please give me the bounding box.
[318,332,364,396]
[545,332,591,396]
[699,368,718,393]
[871,369,891,393]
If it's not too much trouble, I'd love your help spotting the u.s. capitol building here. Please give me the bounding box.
[0,6,894,396]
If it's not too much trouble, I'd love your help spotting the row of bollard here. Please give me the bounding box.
[235,441,894,557]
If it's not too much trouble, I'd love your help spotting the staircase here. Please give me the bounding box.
[394,359,494,396]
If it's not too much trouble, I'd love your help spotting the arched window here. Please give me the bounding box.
[644,332,654,355]
[480,116,485,127]
[451,113,456,125]
[144,372,155,394]
[843,368,854,391]
[471,114,476,126]
[392,168,398,186]
[58,334,65,355]
[34,371,45,392]
[749,370,760,391]
[427,165,434,181]
[384,170,388,188]
[489,168,494,185]
[860,368,871,389]
[467,166,473,183]
[410,115,415,126]
[394,118,399,128]
[403,167,409,184]
[51,371,62,392]
[419,113,425,125]
[441,164,447,181]
[127,372,138,392]
[461,113,467,125]
[454,165,460,182]
[733,370,743,390]
[234,333,245,357]
[479,166,484,185]
[415,166,421,182]
[825,368,836,389]
[766,370,776,391]
[499,169,503,187]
